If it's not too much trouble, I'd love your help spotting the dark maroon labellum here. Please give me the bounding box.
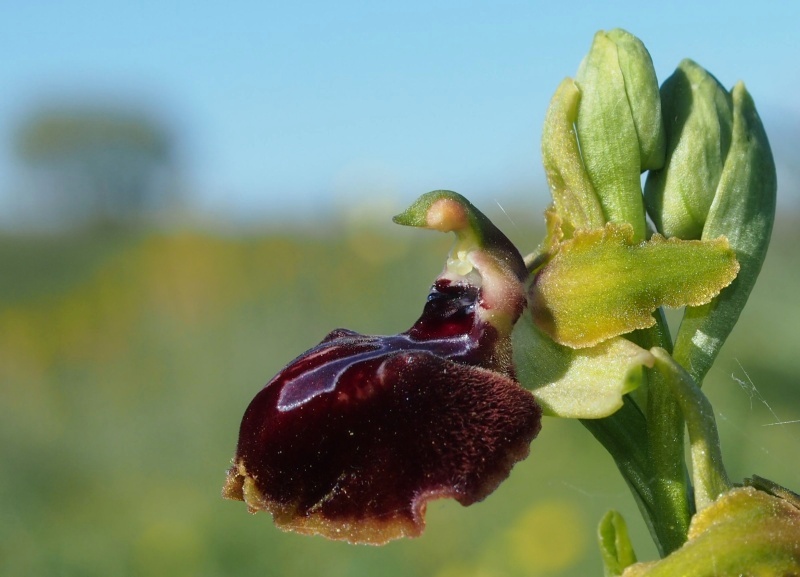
[223,190,540,544]
[223,276,541,544]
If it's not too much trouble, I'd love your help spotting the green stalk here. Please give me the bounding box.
[632,310,692,555]
[651,347,731,511]
[583,310,694,556]
[581,398,660,551]
[643,365,692,553]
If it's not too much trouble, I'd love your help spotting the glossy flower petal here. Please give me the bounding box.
[223,191,542,544]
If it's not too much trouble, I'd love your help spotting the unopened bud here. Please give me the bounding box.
[672,81,777,384]
[644,59,734,239]
[574,29,665,242]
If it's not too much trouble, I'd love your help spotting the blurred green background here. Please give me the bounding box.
[1,208,798,577]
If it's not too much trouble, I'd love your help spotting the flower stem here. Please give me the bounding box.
[629,312,692,555]
[581,399,658,545]
[581,396,684,556]
[643,365,693,554]
[651,347,732,511]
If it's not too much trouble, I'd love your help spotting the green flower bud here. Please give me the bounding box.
[605,29,666,171]
[672,82,777,384]
[644,60,734,239]
[621,486,800,577]
[574,29,665,242]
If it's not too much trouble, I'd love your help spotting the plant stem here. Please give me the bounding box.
[582,398,660,547]
[631,311,692,555]
[587,312,706,555]
[651,347,732,511]
[644,365,692,553]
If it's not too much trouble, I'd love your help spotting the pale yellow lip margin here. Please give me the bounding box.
[222,460,436,545]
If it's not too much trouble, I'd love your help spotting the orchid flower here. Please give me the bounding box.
[222,28,795,576]
[223,191,541,545]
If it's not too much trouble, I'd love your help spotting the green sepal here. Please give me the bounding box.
[541,78,605,234]
[672,83,777,384]
[512,312,653,418]
[598,510,638,577]
[529,223,739,348]
[622,487,800,576]
[644,60,733,239]
[574,29,664,242]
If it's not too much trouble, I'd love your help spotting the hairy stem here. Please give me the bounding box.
[651,347,731,511]
[630,310,692,555]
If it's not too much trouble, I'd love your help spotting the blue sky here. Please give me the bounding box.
[1,1,798,223]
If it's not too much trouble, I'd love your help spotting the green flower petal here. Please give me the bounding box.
[530,223,739,348]
[512,312,653,418]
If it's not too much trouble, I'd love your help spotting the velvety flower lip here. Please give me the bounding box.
[223,191,541,545]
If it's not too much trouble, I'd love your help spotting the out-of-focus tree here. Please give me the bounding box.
[13,105,179,228]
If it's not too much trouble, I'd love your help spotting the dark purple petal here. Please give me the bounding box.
[223,191,540,544]
[223,349,540,544]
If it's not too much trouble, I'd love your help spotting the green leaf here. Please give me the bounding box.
[512,312,653,418]
[598,510,638,577]
[529,223,739,348]
[672,83,777,384]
